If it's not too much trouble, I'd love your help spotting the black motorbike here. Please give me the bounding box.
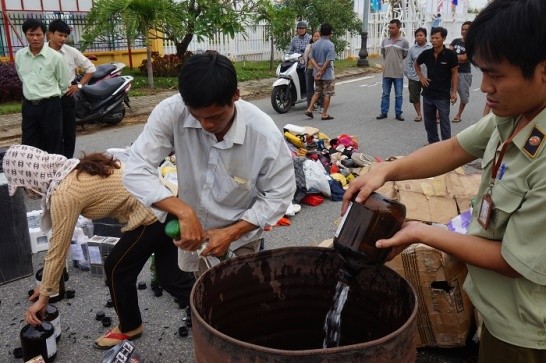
[74,61,133,126]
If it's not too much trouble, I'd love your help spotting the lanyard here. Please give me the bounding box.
[489,119,524,189]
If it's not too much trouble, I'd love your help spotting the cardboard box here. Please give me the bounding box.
[386,243,474,347]
[86,235,108,277]
[86,235,120,277]
[27,210,51,253]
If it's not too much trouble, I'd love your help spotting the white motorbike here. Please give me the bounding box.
[271,53,308,114]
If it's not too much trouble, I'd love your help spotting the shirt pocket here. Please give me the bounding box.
[212,168,254,208]
[490,181,525,235]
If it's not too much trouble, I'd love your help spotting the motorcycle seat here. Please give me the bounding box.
[81,77,125,98]
[91,64,117,80]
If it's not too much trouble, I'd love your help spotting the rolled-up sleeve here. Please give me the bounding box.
[123,101,177,219]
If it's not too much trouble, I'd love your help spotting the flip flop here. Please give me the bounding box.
[452,117,461,123]
[304,111,314,118]
[414,116,422,122]
[321,115,334,120]
[93,328,143,350]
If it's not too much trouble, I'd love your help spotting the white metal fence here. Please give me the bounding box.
[163,12,474,62]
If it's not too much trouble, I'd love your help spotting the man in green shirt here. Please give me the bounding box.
[15,18,69,154]
[343,0,546,361]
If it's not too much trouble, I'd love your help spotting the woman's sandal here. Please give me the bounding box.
[304,111,314,118]
[93,326,143,350]
[452,116,462,123]
[321,115,334,120]
[414,116,422,122]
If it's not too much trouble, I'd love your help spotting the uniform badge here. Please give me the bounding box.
[523,126,545,158]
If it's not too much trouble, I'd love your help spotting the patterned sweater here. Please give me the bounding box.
[41,167,157,296]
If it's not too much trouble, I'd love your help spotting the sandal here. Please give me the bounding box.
[414,116,422,122]
[452,117,461,123]
[93,325,143,350]
[321,115,334,120]
[304,111,314,118]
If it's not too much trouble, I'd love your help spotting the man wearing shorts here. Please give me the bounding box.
[304,23,335,120]
[449,21,472,123]
[405,27,431,122]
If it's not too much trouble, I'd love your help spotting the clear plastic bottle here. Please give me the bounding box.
[333,192,406,283]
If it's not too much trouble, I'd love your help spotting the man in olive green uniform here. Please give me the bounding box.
[342,1,546,362]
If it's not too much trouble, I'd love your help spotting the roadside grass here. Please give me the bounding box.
[0,58,360,113]
[0,101,22,115]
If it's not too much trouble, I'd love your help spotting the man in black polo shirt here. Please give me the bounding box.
[415,27,458,143]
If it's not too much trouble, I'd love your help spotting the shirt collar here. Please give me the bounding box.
[24,43,48,57]
[511,108,546,160]
[182,101,246,147]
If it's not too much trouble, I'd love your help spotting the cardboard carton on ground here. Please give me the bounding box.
[386,243,473,348]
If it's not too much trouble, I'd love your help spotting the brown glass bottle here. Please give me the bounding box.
[334,192,406,282]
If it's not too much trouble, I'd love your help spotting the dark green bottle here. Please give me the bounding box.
[164,220,180,239]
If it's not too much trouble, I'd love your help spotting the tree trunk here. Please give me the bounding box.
[176,33,195,59]
[269,34,274,70]
[145,31,154,88]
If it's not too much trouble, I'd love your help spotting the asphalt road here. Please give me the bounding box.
[0,70,486,362]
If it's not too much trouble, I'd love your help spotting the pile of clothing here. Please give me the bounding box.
[283,124,378,206]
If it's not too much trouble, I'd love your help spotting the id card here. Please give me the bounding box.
[478,193,494,229]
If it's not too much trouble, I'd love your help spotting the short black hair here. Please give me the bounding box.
[320,23,332,37]
[415,27,427,37]
[431,27,447,38]
[178,52,237,109]
[466,0,545,79]
[22,18,46,34]
[48,19,71,35]
[389,19,402,28]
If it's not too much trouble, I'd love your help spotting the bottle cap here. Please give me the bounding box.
[95,310,105,321]
[13,347,23,359]
[102,316,112,327]
[178,326,189,337]
[164,220,181,239]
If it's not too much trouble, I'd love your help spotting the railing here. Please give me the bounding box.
[0,11,144,58]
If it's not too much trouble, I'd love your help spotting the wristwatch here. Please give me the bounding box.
[77,83,82,89]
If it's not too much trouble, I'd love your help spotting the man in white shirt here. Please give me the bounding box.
[48,19,96,158]
[123,52,296,275]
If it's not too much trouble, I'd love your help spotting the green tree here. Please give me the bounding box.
[283,0,362,55]
[83,0,253,88]
[167,0,253,59]
[254,0,296,69]
[82,0,180,88]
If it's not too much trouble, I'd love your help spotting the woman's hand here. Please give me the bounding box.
[25,294,49,325]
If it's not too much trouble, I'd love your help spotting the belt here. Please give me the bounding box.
[24,95,60,105]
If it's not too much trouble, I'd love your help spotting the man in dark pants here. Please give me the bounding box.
[47,19,96,158]
[415,27,458,143]
[15,19,69,154]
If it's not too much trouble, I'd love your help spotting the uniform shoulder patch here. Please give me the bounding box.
[523,126,545,158]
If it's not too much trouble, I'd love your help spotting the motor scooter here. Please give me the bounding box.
[271,53,307,114]
[74,61,133,126]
